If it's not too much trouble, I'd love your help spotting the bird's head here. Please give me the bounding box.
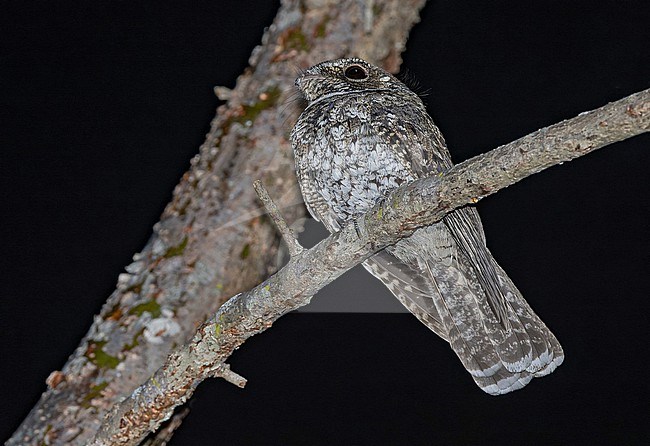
[295,58,415,106]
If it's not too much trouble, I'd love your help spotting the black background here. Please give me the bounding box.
[1,1,649,444]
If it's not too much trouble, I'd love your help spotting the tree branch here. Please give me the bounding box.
[254,180,304,257]
[7,1,427,444]
[91,89,649,446]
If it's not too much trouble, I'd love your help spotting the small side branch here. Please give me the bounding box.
[214,363,247,388]
[141,408,190,446]
[254,180,304,257]
[91,90,649,446]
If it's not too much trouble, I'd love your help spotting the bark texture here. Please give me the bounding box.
[92,89,649,445]
[7,1,426,445]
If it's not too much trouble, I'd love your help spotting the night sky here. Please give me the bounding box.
[2,1,649,444]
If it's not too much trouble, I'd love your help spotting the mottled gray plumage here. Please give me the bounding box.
[290,58,563,395]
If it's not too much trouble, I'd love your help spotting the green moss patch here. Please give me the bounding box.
[163,236,188,258]
[128,300,162,318]
[81,381,109,407]
[86,341,120,369]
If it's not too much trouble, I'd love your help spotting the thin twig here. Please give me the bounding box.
[214,363,247,388]
[254,180,304,257]
[141,408,191,446]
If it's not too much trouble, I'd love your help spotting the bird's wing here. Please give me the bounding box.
[391,103,513,330]
[443,207,511,328]
[363,250,447,341]
[385,102,563,391]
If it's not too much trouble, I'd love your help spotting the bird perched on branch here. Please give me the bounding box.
[290,58,563,395]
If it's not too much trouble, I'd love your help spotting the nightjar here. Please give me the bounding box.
[290,58,563,395]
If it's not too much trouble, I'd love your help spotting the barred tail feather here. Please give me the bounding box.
[492,261,565,376]
[363,251,447,341]
[422,243,563,395]
[363,225,563,396]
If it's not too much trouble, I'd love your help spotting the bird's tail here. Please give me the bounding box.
[363,228,563,395]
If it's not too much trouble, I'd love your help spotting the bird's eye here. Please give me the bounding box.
[344,65,368,80]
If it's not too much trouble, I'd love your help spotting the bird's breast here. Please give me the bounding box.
[294,98,416,222]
